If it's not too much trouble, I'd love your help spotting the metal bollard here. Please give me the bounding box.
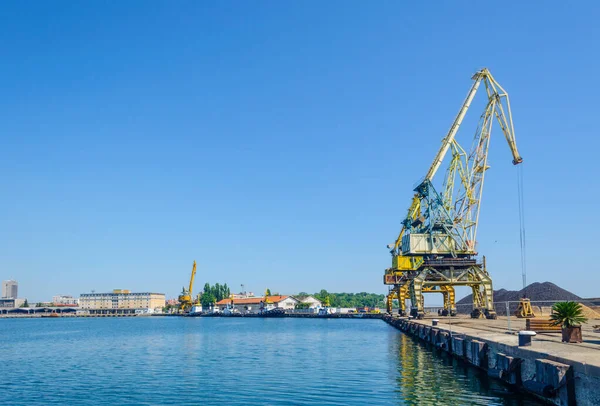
[432,319,439,326]
[518,330,536,346]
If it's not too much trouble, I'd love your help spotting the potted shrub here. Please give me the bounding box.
[549,301,587,343]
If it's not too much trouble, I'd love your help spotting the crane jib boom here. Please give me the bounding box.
[425,73,483,182]
[189,261,197,294]
[390,68,523,257]
[424,69,522,185]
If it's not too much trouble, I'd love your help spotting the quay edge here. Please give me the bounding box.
[383,314,600,406]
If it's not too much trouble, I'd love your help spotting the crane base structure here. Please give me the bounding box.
[386,283,458,317]
[385,258,496,320]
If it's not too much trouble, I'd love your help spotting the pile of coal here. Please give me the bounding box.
[456,282,582,316]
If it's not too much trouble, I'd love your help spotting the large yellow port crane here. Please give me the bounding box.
[384,68,522,319]
[178,261,197,312]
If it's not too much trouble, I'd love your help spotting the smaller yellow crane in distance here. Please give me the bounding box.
[264,288,272,304]
[178,261,197,312]
[260,288,272,313]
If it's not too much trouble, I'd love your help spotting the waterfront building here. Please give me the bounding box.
[52,295,79,306]
[295,295,323,309]
[269,296,299,309]
[232,291,255,299]
[215,295,299,314]
[0,298,25,308]
[79,289,165,315]
[2,280,18,299]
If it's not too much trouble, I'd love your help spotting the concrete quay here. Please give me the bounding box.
[384,314,600,406]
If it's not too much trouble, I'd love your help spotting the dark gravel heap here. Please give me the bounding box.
[453,282,582,316]
[457,281,581,305]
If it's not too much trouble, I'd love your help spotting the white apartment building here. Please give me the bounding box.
[52,295,79,306]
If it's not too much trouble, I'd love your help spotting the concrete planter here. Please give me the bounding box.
[562,326,582,343]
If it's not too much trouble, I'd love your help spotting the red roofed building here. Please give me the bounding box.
[215,295,299,314]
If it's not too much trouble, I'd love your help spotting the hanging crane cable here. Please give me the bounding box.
[517,164,527,291]
[515,163,535,318]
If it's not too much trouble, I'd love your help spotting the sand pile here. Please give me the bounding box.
[516,304,599,319]
[578,304,600,320]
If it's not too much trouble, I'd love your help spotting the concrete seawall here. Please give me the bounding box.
[384,315,600,406]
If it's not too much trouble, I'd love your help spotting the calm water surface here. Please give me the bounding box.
[1,318,543,405]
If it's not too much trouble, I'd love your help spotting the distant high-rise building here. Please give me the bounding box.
[2,280,18,299]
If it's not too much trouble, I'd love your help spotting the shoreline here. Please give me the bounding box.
[0,312,385,319]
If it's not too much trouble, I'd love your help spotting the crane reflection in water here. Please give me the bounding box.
[390,332,543,405]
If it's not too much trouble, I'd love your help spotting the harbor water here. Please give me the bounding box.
[0,318,543,405]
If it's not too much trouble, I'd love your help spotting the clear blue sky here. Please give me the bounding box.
[1,2,598,302]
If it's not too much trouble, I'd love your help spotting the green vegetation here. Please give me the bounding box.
[311,290,385,308]
[295,302,311,309]
[200,292,216,308]
[200,283,231,308]
[550,301,587,328]
[20,299,29,308]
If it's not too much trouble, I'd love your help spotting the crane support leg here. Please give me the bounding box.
[398,285,408,316]
[448,286,457,316]
[441,291,450,315]
[386,284,409,315]
[481,273,496,319]
[409,271,426,319]
[466,265,496,319]
[440,286,457,316]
